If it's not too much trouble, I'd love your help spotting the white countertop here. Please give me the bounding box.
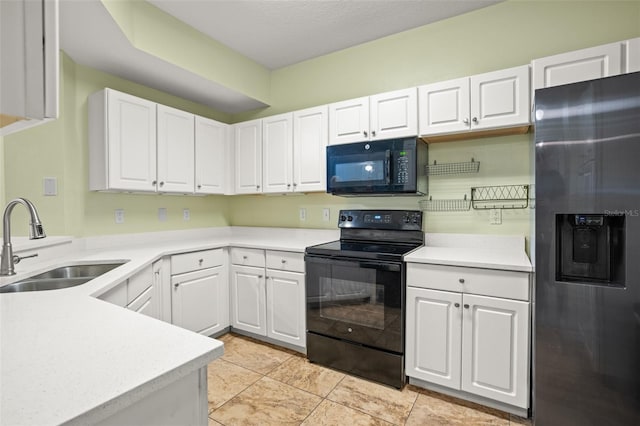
[0,226,338,426]
[404,233,532,272]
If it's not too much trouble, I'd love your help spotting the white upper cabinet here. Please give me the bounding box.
[329,88,418,145]
[419,65,530,137]
[418,77,470,135]
[262,113,294,194]
[234,119,263,194]
[195,116,229,195]
[156,105,195,193]
[234,106,328,194]
[471,66,530,131]
[369,88,418,140]
[1,0,58,136]
[625,37,640,73]
[90,88,200,194]
[89,89,158,192]
[329,96,370,144]
[532,41,623,90]
[293,105,328,193]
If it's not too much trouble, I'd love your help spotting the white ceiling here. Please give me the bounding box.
[60,0,503,113]
[149,0,503,70]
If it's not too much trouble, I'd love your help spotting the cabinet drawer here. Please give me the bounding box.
[407,263,530,301]
[231,247,265,267]
[127,285,153,312]
[127,265,153,304]
[266,250,304,272]
[171,248,225,275]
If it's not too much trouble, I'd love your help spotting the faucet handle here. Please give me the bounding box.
[13,253,38,265]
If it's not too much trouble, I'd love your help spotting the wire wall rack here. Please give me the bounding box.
[419,195,471,212]
[471,184,530,210]
[424,158,480,176]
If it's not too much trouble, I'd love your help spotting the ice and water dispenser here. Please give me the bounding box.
[556,214,625,286]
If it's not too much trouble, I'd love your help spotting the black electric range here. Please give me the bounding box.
[304,209,424,389]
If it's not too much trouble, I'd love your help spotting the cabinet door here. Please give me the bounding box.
[625,37,640,73]
[370,88,417,140]
[195,116,228,194]
[266,269,305,347]
[328,96,370,145]
[127,286,157,319]
[234,119,263,194]
[293,105,328,192]
[172,265,229,336]
[406,287,462,389]
[470,65,530,131]
[230,264,266,336]
[157,105,195,193]
[532,42,622,90]
[461,294,529,408]
[262,113,293,193]
[418,78,470,136]
[106,89,157,191]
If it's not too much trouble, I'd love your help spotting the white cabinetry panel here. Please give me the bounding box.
[195,116,228,194]
[157,105,195,193]
[263,113,293,193]
[293,105,328,192]
[234,119,263,194]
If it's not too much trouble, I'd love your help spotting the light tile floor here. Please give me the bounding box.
[208,333,532,426]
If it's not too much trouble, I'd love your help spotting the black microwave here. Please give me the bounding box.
[326,137,428,196]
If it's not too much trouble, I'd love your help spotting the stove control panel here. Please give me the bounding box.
[338,209,423,230]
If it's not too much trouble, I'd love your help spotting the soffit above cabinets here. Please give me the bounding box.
[60,0,503,115]
[149,0,503,70]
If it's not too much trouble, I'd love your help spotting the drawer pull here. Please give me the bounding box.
[174,283,180,289]
[258,275,263,279]
[459,278,465,284]
[454,303,460,308]
[198,259,203,264]
[243,256,248,260]
[281,259,287,264]
[464,304,470,309]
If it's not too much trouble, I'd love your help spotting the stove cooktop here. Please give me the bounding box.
[305,239,422,261]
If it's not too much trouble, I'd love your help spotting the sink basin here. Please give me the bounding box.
[0,262,126,293]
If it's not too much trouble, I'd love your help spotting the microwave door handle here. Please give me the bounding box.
[385,150,391,184]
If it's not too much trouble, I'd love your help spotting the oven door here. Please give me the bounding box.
[305,255,404,353]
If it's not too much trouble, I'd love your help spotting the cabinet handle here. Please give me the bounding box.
[243,255,248,260]
[454,303,460,308]
[463,118,469,125]
[464,304,470,309]
[152,180,157,186]
[281,259,287,264]
[258,275,263,279]
[159,181,165,187]
[472,117,478,124]
[198,259,203,265]
[363,130,368,137]
[257,185,261,189]
[287,183,291,188]
[293,182,297,187]
[459,278,465,284]
[197,184,202,189]
[372,130,376,137]
[174,283,180,289]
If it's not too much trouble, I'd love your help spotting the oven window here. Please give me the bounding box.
[318,276,385,329]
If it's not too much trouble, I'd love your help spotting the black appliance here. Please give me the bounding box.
[326,137,428,196]
[305,209,424,388]
[535,72,640,425]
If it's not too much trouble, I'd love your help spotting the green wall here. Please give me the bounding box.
[2,0,639,240]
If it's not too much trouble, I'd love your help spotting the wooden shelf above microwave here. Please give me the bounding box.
[420,125,531,144]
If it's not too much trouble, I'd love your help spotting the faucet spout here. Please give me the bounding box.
[1,198,46,276]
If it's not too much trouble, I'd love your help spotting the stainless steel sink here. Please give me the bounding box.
[0,262,126,293]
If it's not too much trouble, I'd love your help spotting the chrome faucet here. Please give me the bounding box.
[1,198,46,276]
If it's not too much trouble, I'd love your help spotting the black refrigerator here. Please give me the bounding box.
[534,72,640,425]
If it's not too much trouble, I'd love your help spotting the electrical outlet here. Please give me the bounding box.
[114,209,125,224]
[183,208,190,221]
[158,208,168,222]
[489,208,502,225]
[322,208,330,221]
[299,208,307,221]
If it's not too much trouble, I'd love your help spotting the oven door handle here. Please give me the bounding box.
[359,261,401,272]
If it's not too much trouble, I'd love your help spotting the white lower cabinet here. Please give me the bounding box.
[171,249,229,336]
[98,264,160,320]
[406,264,530,410]
[230,248,305,349]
